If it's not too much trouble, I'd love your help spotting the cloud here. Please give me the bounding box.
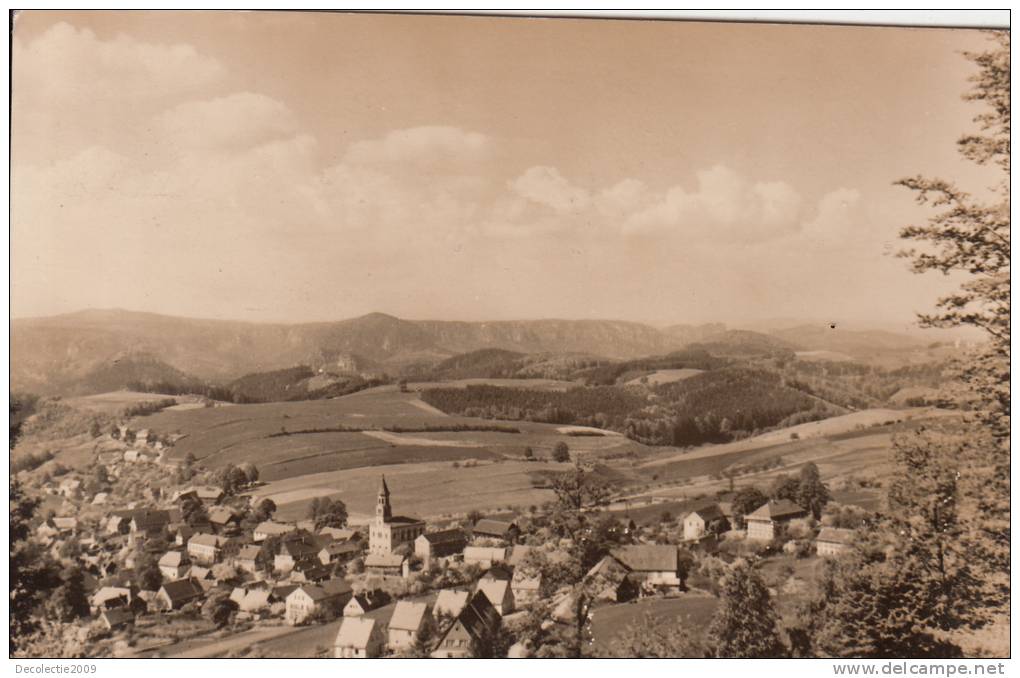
[343,126,490,169]
[802,188,863,241]
[621,165,803,240]
[155,93,298,152]
[510,166,591,213]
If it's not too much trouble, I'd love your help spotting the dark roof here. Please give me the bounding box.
[101,608,135,626]
[747,500,808,521]
[457,590,501,642]
[272,584,300,601]
[280,539,319,559]
[131,509,172,531]
[610,545,679,573]
[472,519,517,538]
[159,578,204,603]
[419,528,467,545]
[321,541,361,556]
[816,527,855,545]
[388,515,425,525]
[687,503,725,522]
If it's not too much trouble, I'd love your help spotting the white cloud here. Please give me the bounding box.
[155,93,298,152]
[802,188,862,241]
[344,126,490,169]
[510,166,591,213]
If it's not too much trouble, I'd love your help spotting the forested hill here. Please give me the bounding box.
[420,367,846,447]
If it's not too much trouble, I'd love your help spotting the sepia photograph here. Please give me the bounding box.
[7,8,1011,666]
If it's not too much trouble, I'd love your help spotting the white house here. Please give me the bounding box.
[335,617,386,658]
[387,600,431,652]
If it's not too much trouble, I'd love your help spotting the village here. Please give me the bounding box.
[27,420,859,659]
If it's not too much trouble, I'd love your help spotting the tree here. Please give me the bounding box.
[180,494,209,527]
[408,614,439,657]
[769,474,800,503]
[602,614,703,658]
[10,479,63,652]
[731,486,768,528]
[551,441,570,463]
[707,560,785,658]
[252,498,277,523]
[217,464,249,496]
[238,462,259,486]
[134,552,163,592]
[307,497,348,530]
[895,32,1009,582]
[46,566,90,623]
[202,591,237,628]
[796,462,830,520]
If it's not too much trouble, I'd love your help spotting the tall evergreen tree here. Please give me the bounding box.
[707,560,785,658]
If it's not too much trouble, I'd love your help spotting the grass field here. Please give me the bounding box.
[65,390,205,414]
[590,594,719,654]
[248,459,564,521]
[624,368,704,386]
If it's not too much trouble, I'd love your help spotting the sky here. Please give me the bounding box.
[10,12,999,329]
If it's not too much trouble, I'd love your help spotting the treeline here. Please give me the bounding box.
[625,368,833,446]
[128,367,387,404]
[420,384,648,430]
[575,349,729,386]
[776,359,948,409]
[420,368,837,448]
[121,398,177,418]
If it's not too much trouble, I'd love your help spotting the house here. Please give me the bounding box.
[187,533,226,564]
[745,500,809,541]
[90,586,133,613]
[471,519,519,543]
[343,591,389,618]
[194,485,225,505]
[173,524,196,547]
[158,550,190,580]
[130,510,172,537]
[335,617,386,658]
[320,526,360,542]
[431,591,501,659]
[156,578,205,610]
[235,588,271,614]
[511,572,542,607]
[285,579,353,625]
[463,545,507,569]
[318,540,361,567]
[188,565,216,587]
[415,528,468,562]
[289,560,332,583]
[506,544,533,568]
[682,504,730,541]
[234,545,264,573]
[475,578,514,615]
[106,511,135,535]
[433,589,470,619]
[584,555,638,602]
[123,450,140,463]
[387,600,432,652]
[52,516,79,533]
[97,452,122,466]
[368,476,426,556]
[275,538,320,573]
[365,553,407,577]
[610,545,685,591]
[208,507,241,531]
[100,608,135,631]
[816,527,855,556]
[253,521,296,542]
[91,492,110,506]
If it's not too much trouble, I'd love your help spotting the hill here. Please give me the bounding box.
[11,310,690,394]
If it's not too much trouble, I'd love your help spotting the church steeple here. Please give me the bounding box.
[376,475,392,522]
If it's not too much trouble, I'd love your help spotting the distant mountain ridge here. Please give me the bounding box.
[10,308,933,395]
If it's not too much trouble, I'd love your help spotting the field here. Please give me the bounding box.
[64,390,206,414]
[623,368,704,386]
[590,594,719,654]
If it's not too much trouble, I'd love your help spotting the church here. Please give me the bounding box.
[368,476,426,556]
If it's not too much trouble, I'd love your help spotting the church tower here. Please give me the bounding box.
[375,475,392,523]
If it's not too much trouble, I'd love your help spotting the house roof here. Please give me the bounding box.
[747,500,808,521]
[365,553,405,568]
[506,544,533,567]
[454,591,501,643]
[159,578,204,603]
[279,539,318,558]
[52,517,78,530]
[272,584,300,601]
[433,589,470,618]
[472,519,517,538]
[238,589,271,612]
[686,503,726,522]
[511,574,541,591]
[92,586,131,606]
[816,527,855,545]
[207,507,238,525]
[255,521,295,536]
[475,578,511,606]
[610,545,679,573]
[101,608,135,626]
[158,551,187,568]
[389,600,429,631]
[319,527,359,541]
[237,545,262,560]
[418,528,467,545]
[336,617,378,649]
[320,541,361,556]
[387,515,425,525]
[188,533,224,548]
[131,509,172,531]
